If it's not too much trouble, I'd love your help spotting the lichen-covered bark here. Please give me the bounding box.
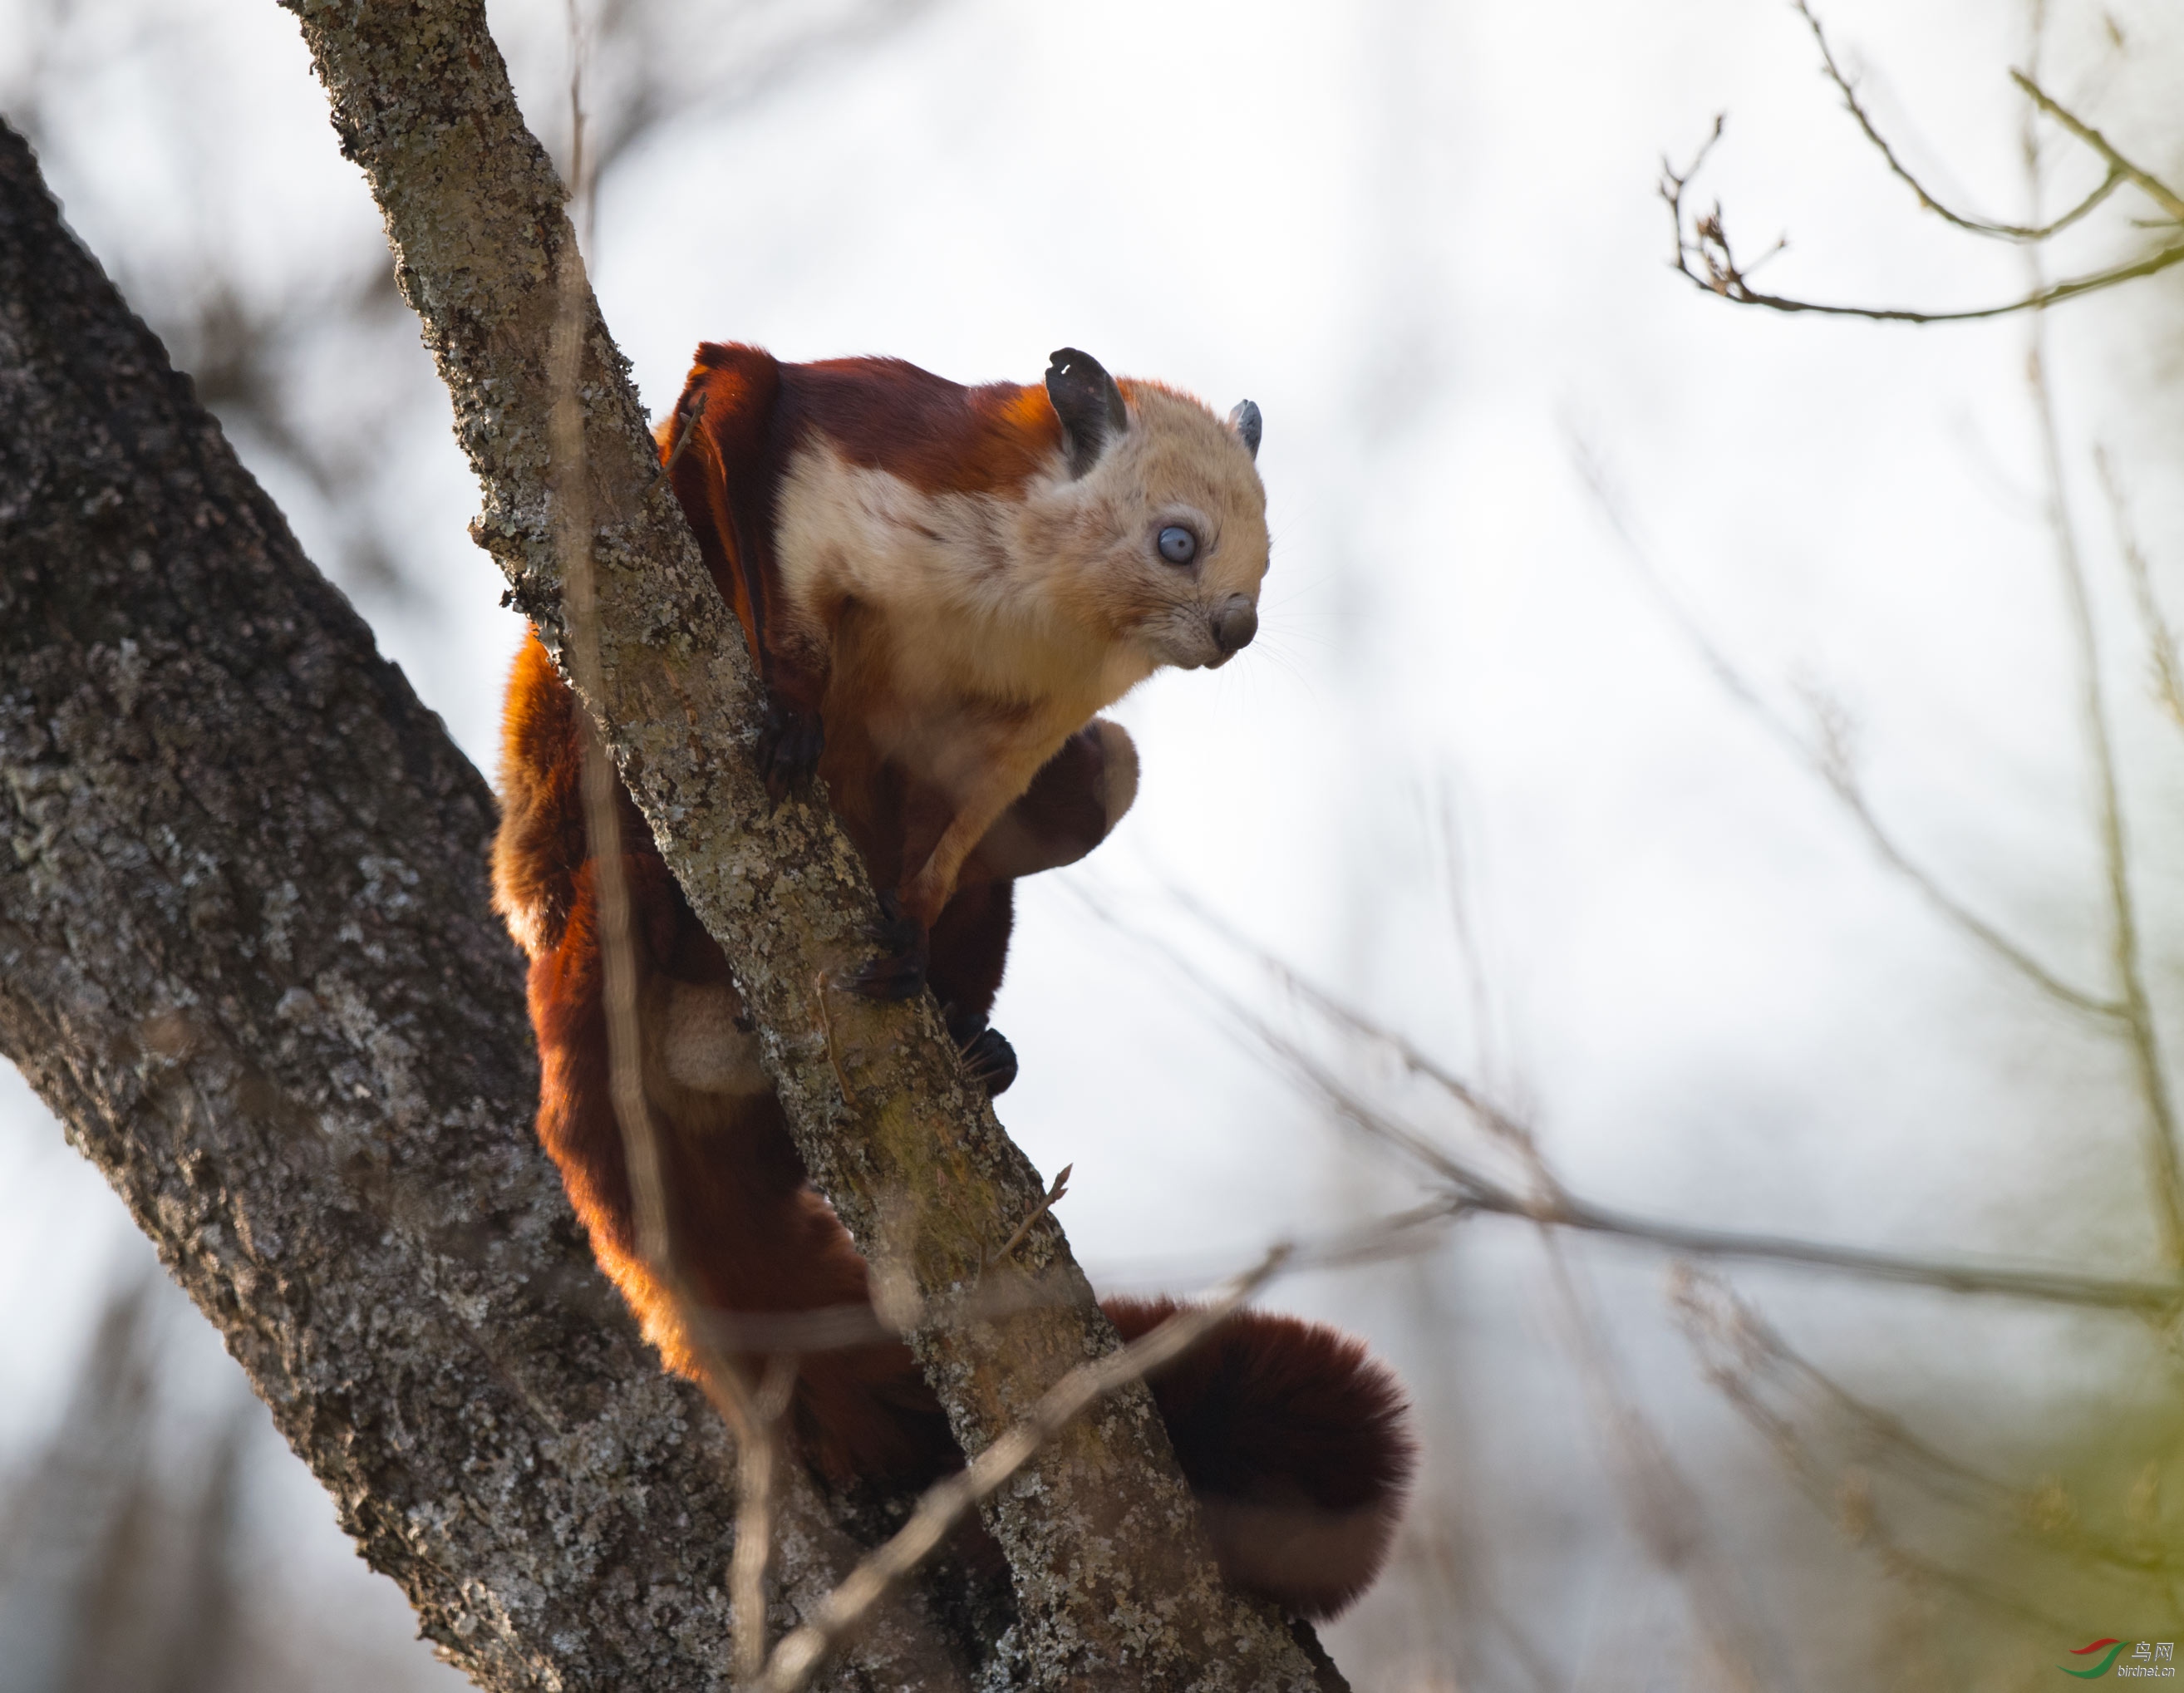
[268,2,1331,1688]
[0,116,982,1693]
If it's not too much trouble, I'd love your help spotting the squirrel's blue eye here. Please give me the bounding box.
[1157,525,1198,565]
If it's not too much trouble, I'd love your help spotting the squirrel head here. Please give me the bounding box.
[1033,348,1268,676]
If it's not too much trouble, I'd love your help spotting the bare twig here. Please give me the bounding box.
[1662,137,2184,322]
[1167,884,1547,1166]
[1567,435,2122,1021]
[562,257,781,1683]
[1538,1245,1767,1689]
[2019,207,2184,1267]
[1676,1272,2181,1579]
[1794,0,2123,243]
[1073,883,2184,1315]
[686,1195,1460,1359]
[1676,1272,2184,1642]
[553,244,671,1297]
[552,47,791,1680]
[728,1356,801,1687]
[655,388,709,486]
[812,970,854,1105]
[1660,29,2184,324]
[2010,68,2184,223]
[753,1247,1294,1693]
[2097,445,2184,735]
[1532,1186,2184,1313]
[992,1164,1071,1267]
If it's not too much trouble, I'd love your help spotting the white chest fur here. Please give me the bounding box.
[770,442,1149,736]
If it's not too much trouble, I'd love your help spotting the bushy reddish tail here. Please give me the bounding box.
[495,638,1415,1619]
[1104,1297,1417,1621]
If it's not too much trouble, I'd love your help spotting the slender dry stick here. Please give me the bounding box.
[729,1355,802,1689]
[1070,883,2184,1314]
[1432,777,1505,1095]
[992,1164,1071,1267]
[1536,1244,1768,1691]
[2018,145,2184,1268]
[2011,69,2184,223]
[1793,0,2123,244]
[656,389,709,485]
[550,143,669,1301]
[1676,1273,2184,1641]
[1677,1272,2180,1578]
[1659,38,2184,326]
[675,1191,1455,1362]
[1166,884,1551,1167]
[1568,436,2121,1021]
[753,1247,1294,1693]
[550,44,789,1679]
[2097,445,2184,735]
[1661,139,2184,323]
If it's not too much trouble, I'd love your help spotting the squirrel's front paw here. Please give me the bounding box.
[845,893,929,1001]
[757,696,824,800]
[944,1003,1018,1097]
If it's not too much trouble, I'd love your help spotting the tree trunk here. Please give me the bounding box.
[0,116,983,1693]
[2,0,1345,1675]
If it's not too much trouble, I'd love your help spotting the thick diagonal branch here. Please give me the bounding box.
[0,116,970,1693]
[270,1,1325,1686]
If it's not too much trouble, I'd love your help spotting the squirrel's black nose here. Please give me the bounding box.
[1213,595,1259,656]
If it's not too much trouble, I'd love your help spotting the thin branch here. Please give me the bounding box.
[1567,436,2121,1020]
[1537,1188,2184,1313]
[551,57,789,1678]
[1537,1245,1767,1689]
[2020,266,2184,1266]
[1677,1272,2184,1644]
[655,389,708,487]
[1793,0,2123,244]
[691,1196,1463,1358]
[1163,883,1547,1169]
[1659,37,2184,326]
[1688,240,2184,324]
[754,1248,1294,1693]
[729,1356,801,1689]
[1676,1272,2182,1579]
[2011,68,2184,223]
[2098,445,2184,736]
[1662,134,2184,321]
[550,115,669,1302]
[1071,883,2184,1315]
[992,1164,1071,1267]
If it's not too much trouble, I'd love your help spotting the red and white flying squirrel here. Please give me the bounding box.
[493,343,1415,1619]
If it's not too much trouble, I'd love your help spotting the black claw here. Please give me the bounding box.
[962,1026,1018,1096]
[847,893,929,1000]
[944,1005,1018,1097]
[757,696,824,800]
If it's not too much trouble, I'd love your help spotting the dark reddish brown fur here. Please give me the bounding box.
[496,344,1415,1617]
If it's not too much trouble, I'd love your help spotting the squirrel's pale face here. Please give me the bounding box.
[1031,381,1270,676]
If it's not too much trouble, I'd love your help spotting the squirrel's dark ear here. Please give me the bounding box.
[1045,347,1129,477]
[1227,399,1262,461]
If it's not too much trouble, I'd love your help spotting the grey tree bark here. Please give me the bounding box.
[0,117,983,1693]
